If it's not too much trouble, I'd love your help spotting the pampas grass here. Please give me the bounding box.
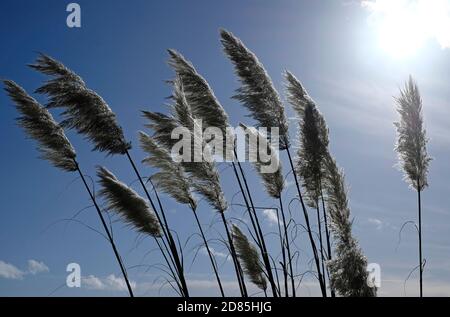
[31,53,189,297]
[4,80,135,297]
[30,54,131,155]
[167,50,279,296]
[284,71,327,296]
[3,80,77,172]
[139,131,225,296]
[286,71,333,295]
[97,166,162,237]
[143,79,248,297]
[220,29,289,150]
[232,225,267,293]
[324,154,375,297]
[167,49,230,134]
[238,123,295,296]
[394,76,431,297]
[238,124,284,199]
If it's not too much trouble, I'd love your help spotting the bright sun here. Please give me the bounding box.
[364,0,450,58]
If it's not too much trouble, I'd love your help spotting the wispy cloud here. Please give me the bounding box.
[83,274,137,291]
[0,259,50,280]
[0,261,25,280]
[368,217,383,230]
[262,209,279,226]
[27,260,49,275]
[200,247,228,259]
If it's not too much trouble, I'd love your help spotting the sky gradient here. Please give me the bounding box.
[1,0,450,296]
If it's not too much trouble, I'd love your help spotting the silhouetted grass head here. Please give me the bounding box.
[139,131,197,209]
[97,166,162,237]
[30,54,131,155]
[394,76,431,191]
[232,224,267,291]
[221,29,289,150]
[3,80,77,172]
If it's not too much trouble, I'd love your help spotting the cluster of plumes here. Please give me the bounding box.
[142,79,227,212]
[394,76,431,191]
[97,166,162,237]
[231,225,267,291]
[239,123,284,199]
[139,131,196,209]
[3,80,77,172]
[323,155,375,297]
[285,71,375,297]
[30,54,131,155]
[167,49,230,134]
[220,29,289,150]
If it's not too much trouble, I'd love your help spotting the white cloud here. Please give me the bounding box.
[83,274,137,291]
[200,247,228,259]
[27,260,49,275]
[368,217,383,230]
[0,261,25,280]
[262,209,279,226]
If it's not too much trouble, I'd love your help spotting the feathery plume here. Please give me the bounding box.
[97,166,162,237]
[394,76,430,297]
[3,80,77,172]
[232,225,267,291]
[139,131,196,208]
[167,49,229,133]
[324,155,375,297]
[297,103,329,208]
[220,29,289,149]
[143,81,228,213]
[394,76,431,191]
[30,54,131,155]
[239,123,284,199]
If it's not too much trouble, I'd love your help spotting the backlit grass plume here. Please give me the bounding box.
[30,54,131,155]
[324,154,375,297]
[394,76,431,297]
[139,131,195,208]
[167,49,279,296]
[97,166,162,237]
[4,80,135,296]
[220,29,289,149]
[167,49,229,134]
[144,79,228,212]
[297,103,329,208]
[394,76,431,191]
[285,70,330,296]
[239,123,284,199]
[139,131,226,296]
[3,80,77,172]
[143,80,249,296]
[232,225,267,293]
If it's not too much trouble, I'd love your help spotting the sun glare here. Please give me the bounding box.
[364,0,450,58]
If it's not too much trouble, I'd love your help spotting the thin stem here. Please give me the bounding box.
[219,211,248,297]
[74,162,134,297]
[285,147,326,297]
[418,186,423,297]
[316,204,327,296]
[154,237,183,295]
[231,156,278,297]
[125,150,189,297]
[191,205,225,297]
[276,205,288,297]
[279,196,296,297]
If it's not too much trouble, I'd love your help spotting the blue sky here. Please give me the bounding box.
[1,0,450,296]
